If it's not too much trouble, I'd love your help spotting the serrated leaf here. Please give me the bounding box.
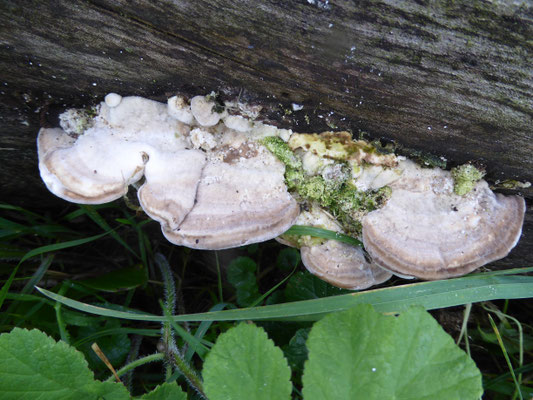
[0,328,129,400]
[141,382,187,399]
[284,271,349,302]
[203,323,292,400]
[302,305,483,400]
[227,257,260,307]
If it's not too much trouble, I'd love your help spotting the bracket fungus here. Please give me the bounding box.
[38,94,298,250]
[279,206,392,290]
[37,92,526,290]
[362,160,525,280]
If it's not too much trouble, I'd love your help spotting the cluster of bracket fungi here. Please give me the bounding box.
[38,92,526,290]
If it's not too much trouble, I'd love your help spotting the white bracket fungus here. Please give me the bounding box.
[38,94,298,249]
[37,92,526,289]
[362,160,526,280]
[279,206,392,289]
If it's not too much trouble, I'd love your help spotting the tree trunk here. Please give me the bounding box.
[0,0,531,266]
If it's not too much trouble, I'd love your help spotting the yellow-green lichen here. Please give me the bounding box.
[288,131,370,160]
[451,164,485,195]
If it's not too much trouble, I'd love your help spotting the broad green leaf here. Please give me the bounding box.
[77,264,148,292]
[276,248,301,271]
[141,382,187,399]
[302,305,483,400]
[227,257,260,307]
[0,328,129,400]
[284,271,349,302]
[203,323,292,400]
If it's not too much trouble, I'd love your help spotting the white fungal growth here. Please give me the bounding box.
[167,95,194,124]
[190,128,217,151]
[37,92,526,290]
[104,93,122,108]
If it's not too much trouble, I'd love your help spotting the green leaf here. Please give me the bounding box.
[0,328,130,400]
[227,257,260,307]
[276,247,301,271]
[141,382,187,399]
[79,204,139,258]
[77,264,148,292]
[302,305,483,400]
[284,271,349,302]
[283,327,310,373]
[203,323,292,400]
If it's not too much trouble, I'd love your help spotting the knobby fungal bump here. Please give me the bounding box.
[37,93,526,290]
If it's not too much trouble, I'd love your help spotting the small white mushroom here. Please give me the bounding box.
[362,160,526,280]
[190,95,226,126]
[301,241,392,290]
[38,127,147,203]
[279,205,391,290]
[163,143,299,249]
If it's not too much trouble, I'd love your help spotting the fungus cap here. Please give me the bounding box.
[163,142,300,249]
[362,160,526,280]
[38,96,191,204]
[301,240,392,290]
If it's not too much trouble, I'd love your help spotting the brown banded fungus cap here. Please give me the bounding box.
[301,241,392,290]
[280,206,391,289]
[38,94,299,250]
[362,160,526,280]
[163,137,299,249]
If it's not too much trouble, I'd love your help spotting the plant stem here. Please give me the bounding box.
[171,349,206,399]
[155,253,177,380]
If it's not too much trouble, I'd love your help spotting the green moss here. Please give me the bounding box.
[262,137,302,170]
[451,164,485,195]
[263,135,394,235]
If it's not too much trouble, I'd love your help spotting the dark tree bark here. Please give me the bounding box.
[0,0,531,266]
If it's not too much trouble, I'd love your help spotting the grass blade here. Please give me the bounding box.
[37,272,533,323]
[79,205,139,259]
[284,225,363,247]
[488,314,524,400]
[0,231,111,311]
